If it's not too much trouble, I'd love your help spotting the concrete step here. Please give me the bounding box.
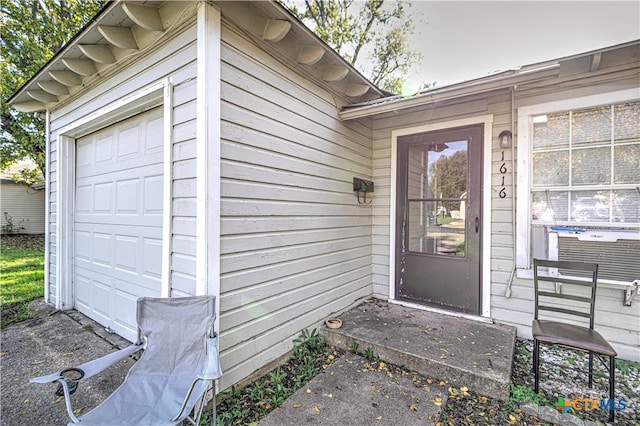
[321,299,516,401]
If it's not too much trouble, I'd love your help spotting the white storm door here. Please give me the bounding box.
[74,107,164,340]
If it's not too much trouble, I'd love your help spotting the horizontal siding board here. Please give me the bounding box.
[222,160,351,193]
[221,226,370,254]
[222,199,369,217]
[219,284,371,388]
[221,85,371,161]
[221,137,368,182]
[221,236,370,274]
[221,180,359,205]
[221,247,370,292]
[221,216,367,235]
[222,258,370,315]
[222,270,370,335]
[0,183,45,234]
[216,24,374,388]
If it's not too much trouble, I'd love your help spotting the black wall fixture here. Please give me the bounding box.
[353,177,374,204]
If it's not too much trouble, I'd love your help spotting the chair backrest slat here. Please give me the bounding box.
[533,258,598,329]
[537,291,592,304]
[538,305,592,318]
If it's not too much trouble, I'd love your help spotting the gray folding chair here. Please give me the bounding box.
[31,296,222,425]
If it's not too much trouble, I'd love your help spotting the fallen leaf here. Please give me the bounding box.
[328,393,333,398]
[31,360,44,365]
[23,399,29,404]
[293,404,302,409]
[306,388,312,393]
[509,414,517,424]
[378,362,385,369]
[0,352,7,356]
[433,396,442,407]
[460,386,469,392]
[73,408,82,415]
[371,385,376,391]
[427,378,433,384]
[375,416,382,420]
[313,406,320,413]
[55,396,64,403]
[439,381,446,386]
[409,404,418,411]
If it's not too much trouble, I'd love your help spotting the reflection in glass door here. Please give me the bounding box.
[406,141,468,257]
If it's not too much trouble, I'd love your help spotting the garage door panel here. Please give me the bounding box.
[116,179,140,213]
[94,183,113,213]
[74,107,163,341]
[143,175,163,213]
[113,291,139,336]
[142,237,163,278]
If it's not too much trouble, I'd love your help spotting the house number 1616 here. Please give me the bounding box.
[499,151,507,198]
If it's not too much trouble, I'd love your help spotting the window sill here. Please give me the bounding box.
[516,268,636,290]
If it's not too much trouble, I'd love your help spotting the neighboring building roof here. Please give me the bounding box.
[8,0,386,112]
[0,160,45,190]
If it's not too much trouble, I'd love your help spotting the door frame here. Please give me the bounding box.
[389,115,493,318]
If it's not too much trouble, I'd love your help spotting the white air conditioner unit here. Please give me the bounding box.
[548,229,640,284]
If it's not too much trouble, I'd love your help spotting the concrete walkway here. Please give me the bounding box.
[261,299,516,425]
[1,300,133,426]
[2,298,516,426]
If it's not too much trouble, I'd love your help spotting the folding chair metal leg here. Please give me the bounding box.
[533,339,540,393]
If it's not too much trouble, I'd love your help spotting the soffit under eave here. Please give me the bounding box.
[10,0,386,113]
[214,0,387,106]
[8,1,195,113]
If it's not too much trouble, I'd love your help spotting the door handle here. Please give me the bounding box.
[475,217,479,233]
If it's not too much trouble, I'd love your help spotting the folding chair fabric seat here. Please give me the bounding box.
[30,296,222,426]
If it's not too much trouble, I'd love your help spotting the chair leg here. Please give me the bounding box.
[588,351,594,388]
[609,355,615,423]
[533,339,540,393]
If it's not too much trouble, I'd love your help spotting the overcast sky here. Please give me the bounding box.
[405,1,640,89]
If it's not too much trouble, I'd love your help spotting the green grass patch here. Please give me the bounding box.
[1,244,44,326]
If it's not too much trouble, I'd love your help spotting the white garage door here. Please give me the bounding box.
[74,107,164,340]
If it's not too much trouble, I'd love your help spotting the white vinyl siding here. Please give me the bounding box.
[369,76,640,361]
[46,22,198,309]
[218,25,373,389]
[0,182,45,234]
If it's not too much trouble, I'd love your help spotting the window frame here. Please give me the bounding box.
[515,88,640,275]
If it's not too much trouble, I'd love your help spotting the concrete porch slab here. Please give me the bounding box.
[321,299,516,401]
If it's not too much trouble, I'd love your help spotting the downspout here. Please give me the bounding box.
[505,86,518,297]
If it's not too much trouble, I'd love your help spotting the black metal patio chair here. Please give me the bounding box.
[532,258,617,422]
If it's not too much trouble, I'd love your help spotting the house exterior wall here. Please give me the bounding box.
[0,181,45,234]
[217,24,374,389]
[45,18,199,308]
[368,68,639,361]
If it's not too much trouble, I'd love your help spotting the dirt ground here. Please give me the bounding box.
[1,234,44,251]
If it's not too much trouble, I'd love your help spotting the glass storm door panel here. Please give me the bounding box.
[396,125,483,314]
